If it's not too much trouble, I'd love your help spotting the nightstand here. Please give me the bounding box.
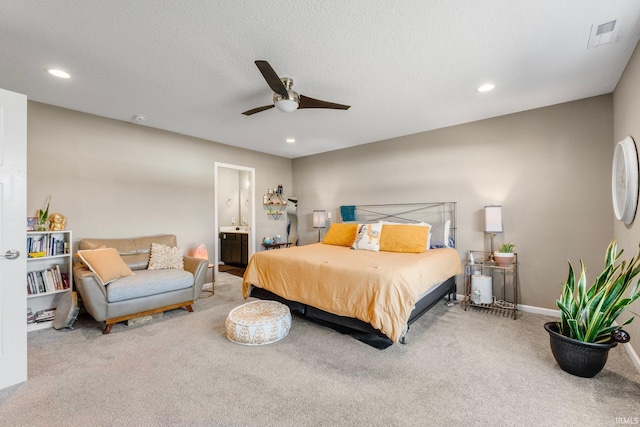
[463,250,519,319]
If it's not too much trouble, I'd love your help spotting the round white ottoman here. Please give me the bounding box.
[226,300,291,345]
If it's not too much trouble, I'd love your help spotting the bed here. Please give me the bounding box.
[242,202,462,348]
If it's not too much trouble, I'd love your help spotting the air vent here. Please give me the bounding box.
[587,19,620,49]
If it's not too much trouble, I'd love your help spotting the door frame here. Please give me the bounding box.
[213,162,255,287]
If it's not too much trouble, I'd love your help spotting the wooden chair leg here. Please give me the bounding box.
[185,304,193,312]
[103,323,114,334]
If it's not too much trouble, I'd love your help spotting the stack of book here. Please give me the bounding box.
[34,308,56,322]
[27,264,69,295]
[27,234,67,257]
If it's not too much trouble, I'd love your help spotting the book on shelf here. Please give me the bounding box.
[27,234,67,257]
[27,265,69,295]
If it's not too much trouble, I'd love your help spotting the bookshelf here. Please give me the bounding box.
[26,230,72,332]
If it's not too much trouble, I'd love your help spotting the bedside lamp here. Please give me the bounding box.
[313,210,326,242]
[484,205,503,260]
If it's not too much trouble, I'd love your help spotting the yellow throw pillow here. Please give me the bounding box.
[76,247,134,285]
[323,223,359,247]
[379,224,431,253]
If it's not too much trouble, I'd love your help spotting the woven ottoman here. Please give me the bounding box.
[226,300,291,345]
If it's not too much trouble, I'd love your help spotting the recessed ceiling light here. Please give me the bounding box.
[286,138,296,144]
[133,114,147,122]
[47,69,70,79]
[477,83,495,93]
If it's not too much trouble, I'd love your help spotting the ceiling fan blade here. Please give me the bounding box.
[255,60,288,98]
[242,105,275,116]
[299,95,350,110]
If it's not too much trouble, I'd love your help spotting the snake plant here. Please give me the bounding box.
[557,239,640,343]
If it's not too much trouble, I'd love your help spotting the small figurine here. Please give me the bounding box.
[48,213,66,231]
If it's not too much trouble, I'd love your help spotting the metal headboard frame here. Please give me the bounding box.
[350,202,457,248]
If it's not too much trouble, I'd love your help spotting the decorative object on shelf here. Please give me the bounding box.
[471,274,493,304]
[313,210,327,242]
[263,237,272,245]
[484,205,502,261]
[494,242,515,266]
[48,213,66,231]
[36,195,51,231]
[264,190,288,220]
[612,136,638,226]
[27,216,37,231]
[545,239,640,377]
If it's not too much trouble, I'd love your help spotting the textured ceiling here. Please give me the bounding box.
[2,1,640,158]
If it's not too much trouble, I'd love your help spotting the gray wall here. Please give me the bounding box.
[292,95,614,311]
[26,102,292,272]
[613,40,640,357]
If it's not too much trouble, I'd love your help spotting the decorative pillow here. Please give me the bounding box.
[379,224,431,253]
[430,220,451,248]
[76,247,134,286]
[148,243,184,270]
[351,223,383,252]
[323,223,359,247]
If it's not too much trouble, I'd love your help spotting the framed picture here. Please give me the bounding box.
[27,217,37,231]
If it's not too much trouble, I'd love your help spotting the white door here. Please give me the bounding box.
[0,88,27,390]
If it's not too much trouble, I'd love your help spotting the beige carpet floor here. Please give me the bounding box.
[1,273,639,426]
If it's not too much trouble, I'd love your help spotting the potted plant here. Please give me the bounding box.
[494,242,515,266]
[544,239,640,377]
[35,195,50,231]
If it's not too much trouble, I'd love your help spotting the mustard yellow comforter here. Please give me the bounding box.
[242,244,462,342]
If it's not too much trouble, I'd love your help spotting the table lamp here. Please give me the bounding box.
[313,210,326,242]
[484,205,503,260]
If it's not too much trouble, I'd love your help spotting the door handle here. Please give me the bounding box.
[0,250,20,260]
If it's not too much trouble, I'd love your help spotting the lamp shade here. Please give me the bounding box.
[484,206,503,233]
[313,210,326,229]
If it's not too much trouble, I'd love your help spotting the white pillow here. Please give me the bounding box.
[148,243,184,270]
[430,220,451,248]
[351,223,383,252]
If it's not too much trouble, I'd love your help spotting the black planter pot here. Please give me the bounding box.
[544,322,617,378]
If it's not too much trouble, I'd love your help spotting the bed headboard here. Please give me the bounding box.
[341,202,457,249]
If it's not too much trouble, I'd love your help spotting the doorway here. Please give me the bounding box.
[213,162,255,288]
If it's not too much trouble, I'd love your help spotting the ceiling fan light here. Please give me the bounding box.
[275,98,298,113]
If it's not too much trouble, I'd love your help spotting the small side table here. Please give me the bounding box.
[261,242,292,250]
[463,250,519,319]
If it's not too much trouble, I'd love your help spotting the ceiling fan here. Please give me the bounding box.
[242,60,351,116]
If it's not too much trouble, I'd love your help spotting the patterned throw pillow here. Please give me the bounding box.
[148,243,184,270]
[351,223,383,252]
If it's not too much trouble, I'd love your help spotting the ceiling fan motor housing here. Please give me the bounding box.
[273,78,299,112]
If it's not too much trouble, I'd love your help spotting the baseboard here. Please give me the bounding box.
[516,303,560,317]
[455,295,640,373]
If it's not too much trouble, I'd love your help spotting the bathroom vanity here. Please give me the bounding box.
[219,228,248,267]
